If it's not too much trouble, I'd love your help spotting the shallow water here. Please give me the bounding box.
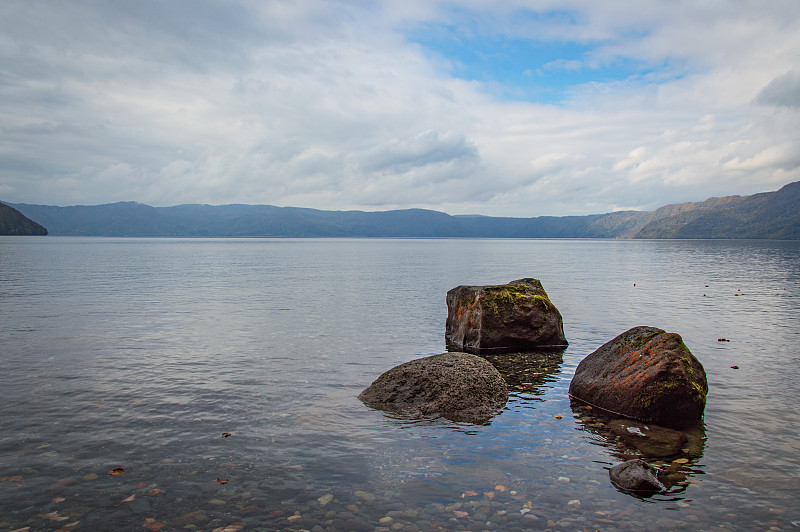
[1,237,799,531]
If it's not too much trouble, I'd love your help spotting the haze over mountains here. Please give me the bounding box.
[4,181,799,239]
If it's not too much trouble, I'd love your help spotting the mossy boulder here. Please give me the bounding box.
[358,352,508,424]
[445,278,567,354]
[569,326,708,429]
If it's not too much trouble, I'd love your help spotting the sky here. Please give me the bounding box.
[1,1,799,217]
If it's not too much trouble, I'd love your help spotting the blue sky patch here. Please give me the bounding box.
[407,23,660,104]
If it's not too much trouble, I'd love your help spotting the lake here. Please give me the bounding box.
[1,237,798,531]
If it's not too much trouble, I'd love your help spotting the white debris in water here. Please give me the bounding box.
[626,426,646,436]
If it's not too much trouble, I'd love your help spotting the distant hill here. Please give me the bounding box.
[0,202,48,235]
[7,181,800,239]
[632,181,800,239]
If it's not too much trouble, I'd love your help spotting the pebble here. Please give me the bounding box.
[2,452,795,532]
[180,510,207,522]
[355,491,375,502]
[127,499,151,514]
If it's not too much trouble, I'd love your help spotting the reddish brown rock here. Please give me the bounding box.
[569,326,708,429]
[358,352,508,424]
[445,278,567,354]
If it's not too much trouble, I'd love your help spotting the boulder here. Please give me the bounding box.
[609,459,665,495]
[445,278,567,354]
[358,352,508,423]
[569,326,708,429]
[607,419,687,458]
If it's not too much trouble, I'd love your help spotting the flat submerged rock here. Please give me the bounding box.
[607,419,687,458]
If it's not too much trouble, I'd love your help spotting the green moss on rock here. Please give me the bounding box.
[483,284,533,317]
[445,278,568,353]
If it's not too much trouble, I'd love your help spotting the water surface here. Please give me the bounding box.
[1,237,798,531]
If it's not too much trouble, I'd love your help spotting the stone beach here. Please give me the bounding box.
[4,420,793,532]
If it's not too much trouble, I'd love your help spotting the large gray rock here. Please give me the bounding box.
[445,278,567,354]
[569,326,708,429]
[609,459,665,495]
[358,352,508,423]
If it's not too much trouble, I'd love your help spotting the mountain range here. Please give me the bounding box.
[3,181,799,239]
[0,202,48,235]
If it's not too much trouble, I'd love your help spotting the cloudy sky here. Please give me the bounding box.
[1,0,799,216]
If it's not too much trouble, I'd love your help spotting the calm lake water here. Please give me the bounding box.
[1,237,799,531]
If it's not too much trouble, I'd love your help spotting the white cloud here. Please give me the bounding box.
[0,0,798,216]
[541,59,583,72]
[723,143,800,172]
[756,71,800,109]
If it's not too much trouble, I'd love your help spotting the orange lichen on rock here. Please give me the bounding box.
[569,326,707,429]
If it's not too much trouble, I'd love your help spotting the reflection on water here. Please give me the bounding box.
[480,349,564,400]
[569,397,707,499]
[357,350,566,429]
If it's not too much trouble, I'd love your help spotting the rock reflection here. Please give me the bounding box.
[569,398,707,498]
[480,349,564,401]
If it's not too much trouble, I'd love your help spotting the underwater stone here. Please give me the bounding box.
[607,419,688,457]
[609,459,665,495]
